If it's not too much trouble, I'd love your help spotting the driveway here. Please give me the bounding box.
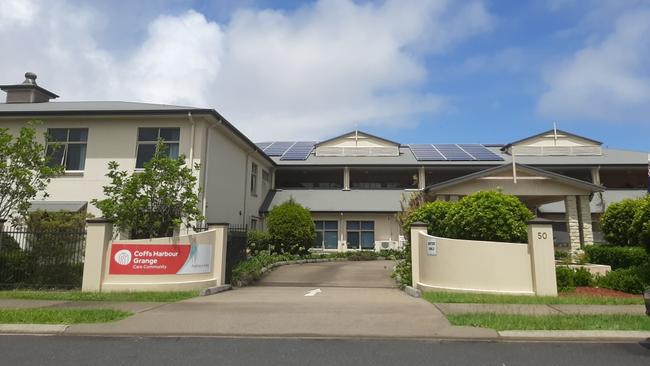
[257,260,398,288]
[67,261,495,339]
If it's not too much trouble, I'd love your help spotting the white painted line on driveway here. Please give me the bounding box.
[304,289,322,297]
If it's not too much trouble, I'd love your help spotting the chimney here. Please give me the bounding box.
[0,72,59,103]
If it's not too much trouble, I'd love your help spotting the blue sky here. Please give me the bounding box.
[1,0,649,151]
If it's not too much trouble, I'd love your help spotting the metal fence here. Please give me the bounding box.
[226,224,248,284]
[0,227,86,289]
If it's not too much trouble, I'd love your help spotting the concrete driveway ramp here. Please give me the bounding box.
[256,260,399,288]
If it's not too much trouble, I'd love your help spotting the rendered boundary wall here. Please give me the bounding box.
[82,220,228,292]
[410,219,557,296]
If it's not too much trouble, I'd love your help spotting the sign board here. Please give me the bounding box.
[426,237,437,256]
[109,243,212,275]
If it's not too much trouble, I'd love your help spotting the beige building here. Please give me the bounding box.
[1,73,647,252]
[0,73,273,229]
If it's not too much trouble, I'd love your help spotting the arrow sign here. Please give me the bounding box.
[304,288,322,297]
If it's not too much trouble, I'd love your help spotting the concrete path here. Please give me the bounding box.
[434,303,647,316]
[257,260,398,288]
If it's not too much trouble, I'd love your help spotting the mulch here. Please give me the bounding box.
[561,286,642,299]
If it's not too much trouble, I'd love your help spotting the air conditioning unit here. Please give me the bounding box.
[375,241,398,251]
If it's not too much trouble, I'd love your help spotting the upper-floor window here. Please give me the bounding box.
[262,170,270,192]
[251,162,258,196]
[46,128,88,171]
[136,128,180,169]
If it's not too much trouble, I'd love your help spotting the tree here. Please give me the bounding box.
[92,141,203,239]
[0,125,61,224]
[443,190,534,243]
[601,198,642,246]
[266,199,315,255]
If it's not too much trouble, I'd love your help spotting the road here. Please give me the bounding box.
[1,335,648,365]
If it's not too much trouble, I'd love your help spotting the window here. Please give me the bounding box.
[135,128,180,169]
[346,221,375,250]
[251,162,258,196]
[262,170,270,192]
[250,217,258,231]
[314,221,338,250]
[46,128,88,171]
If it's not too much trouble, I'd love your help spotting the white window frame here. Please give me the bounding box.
[135,127,180,170]
[46,128,88,173]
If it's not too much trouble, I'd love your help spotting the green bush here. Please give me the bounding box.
[601,198,642,246]
[0,251,27,285]
[231,252,296,285]
[393,257,412,287]
[630,195,650,254]
[443,191,534,243]
[0,233,21,252]
[555,266,595,292]
[585,245,649,270]
[572,267,595,287]
[596,267,646,294]
[555,266,575,292]
[247,230,271,255]
[266,199,315,255]
[402,201,455,238]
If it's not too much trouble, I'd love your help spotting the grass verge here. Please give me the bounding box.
[0,291,198,302]
[0,309,131,324]
[422,291,643,305]
[447,313,650,331]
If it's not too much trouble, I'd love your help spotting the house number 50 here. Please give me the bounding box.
[537,232,548,240]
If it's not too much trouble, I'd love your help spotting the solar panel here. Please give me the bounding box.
[256,142,272,150]
[409,144,446,161]
[458,144,504,161]
[264,141,295,156]
[433,144,473,161]
[280,141,316,161]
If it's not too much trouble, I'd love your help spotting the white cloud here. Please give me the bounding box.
[0,0,493,140]
[538,9,650,122]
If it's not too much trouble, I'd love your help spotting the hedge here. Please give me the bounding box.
[402,201,455,238]
[443,191,533,243]
[600,199,642,246]
[630,195,650,253]
[585,245,649,270]
[266,199,315,255]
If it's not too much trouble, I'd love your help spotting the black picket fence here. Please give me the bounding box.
[0,227,86,289]
[226,225,248,284]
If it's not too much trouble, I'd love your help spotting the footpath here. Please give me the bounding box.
[1,293,650,342]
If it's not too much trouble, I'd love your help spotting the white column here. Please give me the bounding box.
[527,218,558,296]
[82,219,113,292]
[418,166,426,190]
[409,222,428,288]
[564,196,581,254]
[578,195,594,246]
[208,223,229,286]
[343,166,350,190]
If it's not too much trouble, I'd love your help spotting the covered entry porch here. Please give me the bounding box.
[424,163,604,253]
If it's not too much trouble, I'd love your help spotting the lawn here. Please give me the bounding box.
[448,313,650,331]
[0,309,131,324]
[0,291,199,302]
[422,291,644,305]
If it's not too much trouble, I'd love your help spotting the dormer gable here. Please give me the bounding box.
[504,129,602,156]
[314,130,400,157]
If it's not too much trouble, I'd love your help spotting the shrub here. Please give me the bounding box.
[247,230,271,255]
[596,267,646,294]
[585,245,649,270]
[572,267,595,287]
[555,250,570,262]
[266,199,315,255]
[555,267,575,292]
[443,191,534,243]
[630,195,650,254]
[601,198,642,246]
[231,252,296,285]
[555,266,595,292]
[402,201,455,238]
[0,233,21,252]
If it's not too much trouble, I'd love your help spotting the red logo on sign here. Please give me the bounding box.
[109,244,191,275]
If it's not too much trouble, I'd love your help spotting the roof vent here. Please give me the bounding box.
[0,72,59,103]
